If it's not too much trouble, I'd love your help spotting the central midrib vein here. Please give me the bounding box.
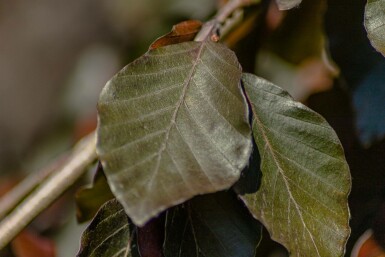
[252,106,321,257]
[147,42,206,188]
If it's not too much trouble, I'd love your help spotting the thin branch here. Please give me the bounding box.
[0,132,97,249]
[0,155,68,220]
[194,0,254,42]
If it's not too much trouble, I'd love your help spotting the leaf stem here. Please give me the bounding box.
[0,132,97,249]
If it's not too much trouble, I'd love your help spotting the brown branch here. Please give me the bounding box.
[0,132,97,249]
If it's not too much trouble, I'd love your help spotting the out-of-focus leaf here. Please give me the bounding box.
[256,50,334,101]
[164,191,262,257]
[97,41,252,226]
[77,199,137,257]
[353,60,385,146]
[150,20,202,50]
[275,0,302,10]
[75,162,114,223]
[257,0,337,101]
[266,0,327,64]
[11,230,56,257]
[365,0,385,57]
[241,73,351,257]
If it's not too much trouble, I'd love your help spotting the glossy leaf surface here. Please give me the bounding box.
[164,191,262,257]
[365,0,385,57]
[97,41,252,226]
[77,199,135,257]
[241,73,351,257]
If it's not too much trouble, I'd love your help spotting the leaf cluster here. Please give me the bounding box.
[75,0,371,256]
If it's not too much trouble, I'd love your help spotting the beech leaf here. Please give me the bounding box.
[77,199,136,257]
[275,0,302,10]
[164,191,262,257]
[365,0,385,57]
[150,20,202,50]
[97,41,252,226]
[240,73,351,257]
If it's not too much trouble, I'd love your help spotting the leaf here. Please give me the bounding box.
[232,139,262,195]
[77,199,137,257]
[137,216,165,257]
[240,73,351,257]
[257,0,338,101]
[164,191,262,257]
[96,41,252,226]
[275,0,302,10]
[150,20,202,50]
[75,162,115,223]
[365,0,385,57]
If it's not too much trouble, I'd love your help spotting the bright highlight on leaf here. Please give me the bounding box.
[97,41,252,226]
[240,73,351,257]
[365,0,385,57]
[275,0,302,10]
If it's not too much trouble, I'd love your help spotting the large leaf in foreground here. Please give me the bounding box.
[97,41,252,226]
[365,0,385,57]
[78,199,137,257]
[241,73,351,257]
[164,191,262,257]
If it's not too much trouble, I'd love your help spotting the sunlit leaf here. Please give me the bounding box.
[77,199,137,257]
[97,41,252,226]
[164,191,262,257]
[275,0,302,10]
[241,73,351,257]
[365,0,385,57]
[75,162,114,223]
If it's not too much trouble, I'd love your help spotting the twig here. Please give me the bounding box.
[194,0,254,42]
[0,132,97,249]
[0,155,68,220]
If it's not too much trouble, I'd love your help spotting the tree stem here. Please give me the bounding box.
[0,132,97,249]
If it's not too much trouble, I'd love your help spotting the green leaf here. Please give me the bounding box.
[240,73,351,257]
[276,0,302,10]
[164,191,262,257]
[77,199,138,257]
[75,162,115,223]
[365,0,385,57]
[97,41,252,226]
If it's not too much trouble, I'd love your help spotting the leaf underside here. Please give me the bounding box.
[365,0,385,57]
[241,73,351,257]
[275,0,302,10]
[77,199,134,257]
[97,41,252,226]
[164,191,262,257]
[75,163,114,223]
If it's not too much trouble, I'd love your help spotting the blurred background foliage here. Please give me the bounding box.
[0,0,384,256]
